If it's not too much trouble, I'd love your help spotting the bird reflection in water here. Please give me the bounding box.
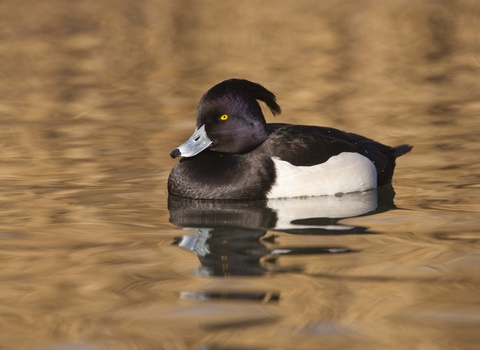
[170,185,396,277]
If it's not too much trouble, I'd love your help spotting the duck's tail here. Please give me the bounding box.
[393,144,413,157]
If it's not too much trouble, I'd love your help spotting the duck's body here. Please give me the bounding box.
[168,79,412,200]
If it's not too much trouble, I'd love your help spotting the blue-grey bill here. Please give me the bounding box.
[170,125,213,158]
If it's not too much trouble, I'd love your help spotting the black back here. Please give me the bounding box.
[259,123,412,187]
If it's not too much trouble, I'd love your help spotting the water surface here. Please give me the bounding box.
[0,0,479,349]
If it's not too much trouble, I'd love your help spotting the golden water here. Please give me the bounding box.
[0,0,479,348]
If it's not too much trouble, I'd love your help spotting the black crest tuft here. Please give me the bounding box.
[204,79,282,116]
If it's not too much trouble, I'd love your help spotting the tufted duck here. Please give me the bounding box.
[168,79,412,200]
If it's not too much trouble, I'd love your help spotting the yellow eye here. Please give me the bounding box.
[220,114,229,121]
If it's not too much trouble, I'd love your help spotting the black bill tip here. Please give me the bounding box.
[170,148,181,159]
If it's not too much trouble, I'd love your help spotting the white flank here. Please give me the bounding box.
[267,152,377,198]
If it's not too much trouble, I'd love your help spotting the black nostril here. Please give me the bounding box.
[194,136,200,141]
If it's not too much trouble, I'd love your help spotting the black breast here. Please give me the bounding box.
[168,150,276,200]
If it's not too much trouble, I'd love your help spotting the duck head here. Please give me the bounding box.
[170,79,282,158]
